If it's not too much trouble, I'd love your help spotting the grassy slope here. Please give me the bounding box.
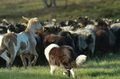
[0,0,120,23]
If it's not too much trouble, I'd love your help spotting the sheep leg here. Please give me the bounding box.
[27,56,32,67]
[20,55,27,69]
[31,52,38,66]
[8,54,16,69]
[0,51,9,67]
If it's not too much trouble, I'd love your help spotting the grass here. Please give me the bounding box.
[0,0,120,23]
[0,53,120,79]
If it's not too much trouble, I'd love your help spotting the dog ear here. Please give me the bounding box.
[51,39,56,43]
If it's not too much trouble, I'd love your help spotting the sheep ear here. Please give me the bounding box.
[22,16,29,21]
[33,17,39,22]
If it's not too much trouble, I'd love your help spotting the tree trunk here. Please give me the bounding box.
[42,0,49,8]
[51,0,57,7]
[65,0,67,7]
[43,0,57,8]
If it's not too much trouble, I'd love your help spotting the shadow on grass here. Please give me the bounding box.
[84,63,120,69]
[86,69,120,77]
[82,52,120,69]
[0,71,73,79]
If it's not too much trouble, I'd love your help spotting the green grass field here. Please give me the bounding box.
[0,0,120,23]
[0,53,120,79]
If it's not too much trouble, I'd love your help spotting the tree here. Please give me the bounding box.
[42,0,57,8]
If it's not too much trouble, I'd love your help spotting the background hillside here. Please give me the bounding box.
[0,0,120,23]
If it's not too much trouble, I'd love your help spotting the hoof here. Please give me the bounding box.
[73,75,77,79]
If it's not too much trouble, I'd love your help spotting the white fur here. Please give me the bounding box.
[0,30,31,67]
[0,17,42,68]
[108,30,116,46]
[76,55,87,67]
[60,26,73,31]
[61,25,96,53]
[70,28,95,54]
[110,23,120,32]
[87,29,96,54]
[0,35,4,44]
[50,65,58,75]
[0,51,9,66]
[17,33,30,54]
[109,23,120,46]
[70,69,77,78]
[85,24,96,30]
[0,35,10,66]
[44,44,59,61]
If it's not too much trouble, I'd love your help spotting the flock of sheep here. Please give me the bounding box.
[0,16,120,62]
[42,16,120,57]
[0,16,120,78]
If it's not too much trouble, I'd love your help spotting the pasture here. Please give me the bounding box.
[0,0,120,23]
[0,52,120,79]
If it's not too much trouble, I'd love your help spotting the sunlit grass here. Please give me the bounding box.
[0,0,120,24]
[0,53,120,79]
